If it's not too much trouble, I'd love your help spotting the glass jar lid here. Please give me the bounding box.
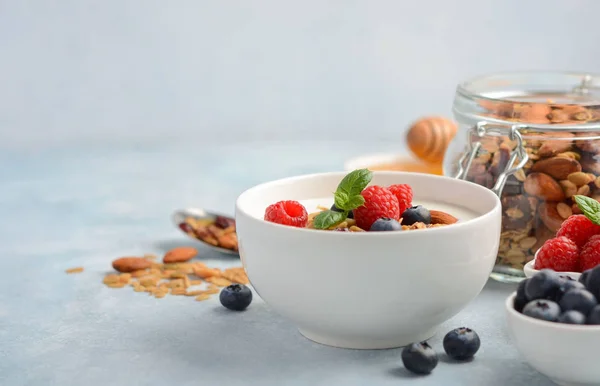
[453,71,600,132]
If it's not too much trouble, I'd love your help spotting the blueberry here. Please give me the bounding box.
[555,279,586,302]
[442,327,481,360]
[514,279,529,312]
[370,217,402,231]
[330,203,353,219]
[401,341,438,375]
[587,305,600,324]
[583,266,600,299]
[559,288,598,315]
[525,269,561,300]
[557,310,586,324]
[580,269,592,287]
[522,299,561,322]
[401,205,431,226]
[219,284,253,311]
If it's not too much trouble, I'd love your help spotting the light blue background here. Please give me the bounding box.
[2,2,598,384]
[1,0,600,149]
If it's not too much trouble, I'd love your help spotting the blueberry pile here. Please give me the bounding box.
[515,266,600,324]
[401,327,480,375]
[220,284,253,311]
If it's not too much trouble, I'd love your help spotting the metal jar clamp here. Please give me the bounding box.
[454,122,530,197]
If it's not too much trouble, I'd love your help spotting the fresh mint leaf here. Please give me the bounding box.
[574,195,600,225]
[313,210,347,229]
[334,191,349,210]
[337,169,373,200]
[344,194,365,210]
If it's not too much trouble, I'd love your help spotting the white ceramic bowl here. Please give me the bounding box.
[524,250,581,280]
[506,293,600,386]
[235,171,502,349]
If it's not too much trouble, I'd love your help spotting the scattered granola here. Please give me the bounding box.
[67,250,249,302]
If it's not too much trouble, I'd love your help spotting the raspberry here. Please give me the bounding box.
[264,200,308,227]
[534,236,579,272]
[388,184,413,216]
[556,214,600,249]
[354,185,400,230]
[581,235,600,271]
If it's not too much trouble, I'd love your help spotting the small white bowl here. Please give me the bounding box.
[524,250,581,280]
[236,171,501,349]
[506,293,600,386]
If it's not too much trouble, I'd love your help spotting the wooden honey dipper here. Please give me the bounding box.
[405,116,458,165]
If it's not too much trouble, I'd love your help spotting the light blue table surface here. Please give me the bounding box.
[1,140,551,386]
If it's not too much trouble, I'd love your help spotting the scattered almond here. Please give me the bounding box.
[163,247,198,263]
[112,257,152,273]
[65,267,84,274]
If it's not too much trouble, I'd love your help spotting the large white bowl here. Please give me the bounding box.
[506,293,600,386]
[235,171,502,349]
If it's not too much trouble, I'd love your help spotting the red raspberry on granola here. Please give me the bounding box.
[264,200,308,227]
[354,185,400,230]
[388,184,413,217]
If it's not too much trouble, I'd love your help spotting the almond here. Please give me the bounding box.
[163,247,198,263]
[538,202,564,232]
[112,257,152,273]
[537,133,574,157]
[530,156,581,180]
[523,172,565,201]
[429,210,458,225]
[567,171,592,187]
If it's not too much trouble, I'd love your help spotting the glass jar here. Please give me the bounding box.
[444,71,600,283]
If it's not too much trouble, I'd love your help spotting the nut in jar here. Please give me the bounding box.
[448,71,600,282]
[453,105,600,275]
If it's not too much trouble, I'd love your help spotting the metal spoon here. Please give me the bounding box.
[171,208,239,256]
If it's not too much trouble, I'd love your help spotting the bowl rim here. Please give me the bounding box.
[505,292,600,331]
[235,170,501,237]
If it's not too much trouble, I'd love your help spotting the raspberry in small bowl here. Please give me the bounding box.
[235,170,502,349]
[524,207,600,280]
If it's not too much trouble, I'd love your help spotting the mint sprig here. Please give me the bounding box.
[574,195,600,225]
[313,169,373,229]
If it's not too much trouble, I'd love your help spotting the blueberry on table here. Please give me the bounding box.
[443,327,481,360]
[524,269,561,300]
[369,217,402,231]
[559,288,598,315]
[219,284,253,311]
[401,205,431,226]
[587,305,600,324]
[557,310,586,325]
[330,203,353,219]
[514,279,529,312]
[401,342,438,375]
[522,299,561,322]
